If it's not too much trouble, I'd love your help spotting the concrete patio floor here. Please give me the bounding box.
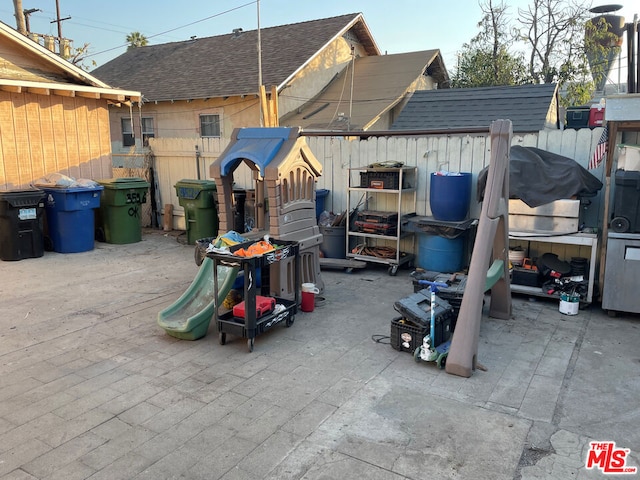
[1,229,638,479]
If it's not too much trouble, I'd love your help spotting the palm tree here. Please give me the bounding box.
[126,31,148,50]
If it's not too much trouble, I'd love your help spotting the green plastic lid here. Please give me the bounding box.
[175,179,216,189]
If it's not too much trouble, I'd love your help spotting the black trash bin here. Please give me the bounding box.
[0,188,46,261]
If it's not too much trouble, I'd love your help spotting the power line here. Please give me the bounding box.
[85,1,256,59]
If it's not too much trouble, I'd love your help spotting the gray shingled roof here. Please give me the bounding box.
[92,13,377,101]
[282,50,449,131]
[391,84,559,133]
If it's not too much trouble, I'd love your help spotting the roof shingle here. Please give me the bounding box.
[391,84,559,133]
[92,13,370,101]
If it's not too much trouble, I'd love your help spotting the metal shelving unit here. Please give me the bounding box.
[346,166,417,275]
[508,231,598,304]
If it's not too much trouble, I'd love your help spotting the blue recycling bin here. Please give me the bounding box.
[316,188,330,220]
[42,185,104,253]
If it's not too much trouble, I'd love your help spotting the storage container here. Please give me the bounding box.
[41,186,103,253]
[0,188,46,261]
[611,169,640,233]
[566,106,590,129]
[393,290,455,347]
[390,317,427,354]
[96,177,150,244]
[360,171,405,189]
[430,172,472,222]
[588,104,605,128]
[175,179,218,245]
[416,234,465,273]
[315,188,329,219]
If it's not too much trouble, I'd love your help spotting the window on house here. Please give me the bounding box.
[200,114,221,137]
[142,117,155,146]
[121,118,134,146]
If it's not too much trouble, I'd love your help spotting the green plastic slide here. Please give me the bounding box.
[158,256,238,340]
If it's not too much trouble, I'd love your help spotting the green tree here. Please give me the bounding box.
[451,0,528,87]
[126,31,148,50]
[455,0,618,106]
[63,43,98,71]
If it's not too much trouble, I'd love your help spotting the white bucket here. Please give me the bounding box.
[559,294,579,315]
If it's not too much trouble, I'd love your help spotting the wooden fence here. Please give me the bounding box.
[149,127,609,233]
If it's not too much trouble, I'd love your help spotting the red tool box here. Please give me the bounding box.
[355,210,399,235]
[233,295,276,319]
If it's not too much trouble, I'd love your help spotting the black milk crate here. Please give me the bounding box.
[393,290,455,346]
[354,220,397,236]
[360,171,405,189]
[390,316,427,353]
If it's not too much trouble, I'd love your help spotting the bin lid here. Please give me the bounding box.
[175,179,216,190]
[0,187,46,206]
[97,177,150,189]
[40,185,104,193]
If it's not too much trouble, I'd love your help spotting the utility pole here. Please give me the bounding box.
[257,0,263,127]
[50,0,70,41]
[23,8,40,33]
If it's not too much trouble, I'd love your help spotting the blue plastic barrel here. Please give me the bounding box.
[42,186,103,253]
[417,234,465,273]
[430,172,472,222]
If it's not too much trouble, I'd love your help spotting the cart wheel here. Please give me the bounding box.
[611,216,630,233]
[247,338,254,352]
[607,310,617,318]
[194,246,204,267]
[286,315,295,327]
[388,265,398,276]
[219,332,226,345]
[438,354,447,369]
[414,347,422,363]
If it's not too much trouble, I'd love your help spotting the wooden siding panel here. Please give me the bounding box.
[62,96,80,178]
[12,93,33,184]
[75,99,92,179]
[40,95,59,176]
[0,92,18,188]
[49,98,67,176]
[0,93,113,188]
[25,94,45,180]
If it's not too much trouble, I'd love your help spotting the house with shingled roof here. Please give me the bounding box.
[391,84,560,133]
[91,13,449,229]
[0,21,141,190]
[92,13,449,152]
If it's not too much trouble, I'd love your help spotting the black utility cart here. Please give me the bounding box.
[208,239,300,352]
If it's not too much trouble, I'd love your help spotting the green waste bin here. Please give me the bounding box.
[96,177,150,244]
[175,179,219,245]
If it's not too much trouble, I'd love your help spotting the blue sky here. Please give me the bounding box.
[0,0,637,74]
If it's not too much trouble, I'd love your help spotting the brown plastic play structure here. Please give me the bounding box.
[445,119,513,378]
[210,127,325,299]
